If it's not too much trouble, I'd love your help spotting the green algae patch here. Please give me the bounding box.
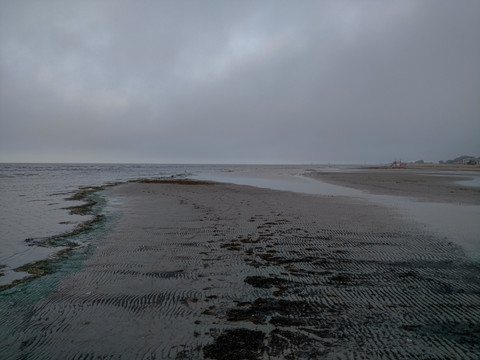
[133,178,215,185]
[0,244,80,292]
[65,183,120,215]
[66,200,97,216]
[15,259,55,277]
[49,215,104,244]
[27,183,111,248]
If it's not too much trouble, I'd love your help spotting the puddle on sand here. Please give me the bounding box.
[195,166,363,197]
[457,177,480,187]
[367,194,480,260]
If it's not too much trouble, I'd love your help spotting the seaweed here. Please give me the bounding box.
[26,183,110,249]
[269,316,306,327]
[132,178,214,185]
[226,308,266,324]
[203,328,265,360]
[226,297,319,326]
[0,245,79,291]
[244,275,290,289]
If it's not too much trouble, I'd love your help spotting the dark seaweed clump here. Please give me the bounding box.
[203,328,265,360]
[24,185,111,248]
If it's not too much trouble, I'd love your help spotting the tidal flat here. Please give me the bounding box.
[2,169,479,359]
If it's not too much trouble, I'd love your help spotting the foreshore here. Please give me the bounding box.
[308,167,480,205]
[3,174,480,359]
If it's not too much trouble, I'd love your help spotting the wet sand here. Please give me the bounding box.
[309,168,480,205]
[5,178,480,359]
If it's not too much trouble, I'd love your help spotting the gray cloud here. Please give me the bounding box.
[1,0,479,163]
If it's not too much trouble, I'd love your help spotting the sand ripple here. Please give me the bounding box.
[2,182,479,359]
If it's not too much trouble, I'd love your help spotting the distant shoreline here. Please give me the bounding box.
[308,167,480,205]
[365,163,480,171]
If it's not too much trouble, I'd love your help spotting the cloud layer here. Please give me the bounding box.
[1,0,479,163]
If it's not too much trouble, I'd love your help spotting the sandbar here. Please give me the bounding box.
[3,178,480,359]
[309,168,480,205]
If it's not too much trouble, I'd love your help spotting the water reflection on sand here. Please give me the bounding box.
[195,165,480,260]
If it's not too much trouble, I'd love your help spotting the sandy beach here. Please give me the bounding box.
[3,173,480,359]
[309,167,480,205]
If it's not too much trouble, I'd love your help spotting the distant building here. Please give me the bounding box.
[390,160,406,168]
[463,158,480,165]
[444,155,480,165]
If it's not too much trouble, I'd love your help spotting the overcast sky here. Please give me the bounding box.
[1,0,479,164]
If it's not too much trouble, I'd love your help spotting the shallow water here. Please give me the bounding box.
[195,164,362,196]
[458,177,480,187]
[195,166,480,260]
